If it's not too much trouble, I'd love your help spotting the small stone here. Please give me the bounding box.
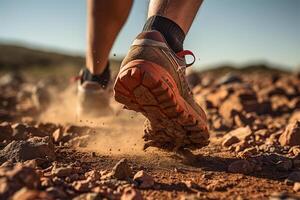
[289,146,300,157]
[121,187,143,200]
[222,135,239,147]
[279,121,300,147]
[233,140,251,152]
[72,180,90,192]
[23,159,38,168]
[52,128,63,143]
[205,87,229,108]
[183,180,203,192]
[228,160,254,174]
[51,166,73,177]
[254,129,270,138]
[284,178,294,186]
[110,159,132,180]
[212,117,230,131]
[85,170,100,182]
[133,170,154,189]
[226,126,253,141]
[40,177,52,188]
[238,147,258,158]
[293,182,300,192]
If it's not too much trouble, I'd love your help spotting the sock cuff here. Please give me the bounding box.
[82,62,111,88]
[143,15,185,52]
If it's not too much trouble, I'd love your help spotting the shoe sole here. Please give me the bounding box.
[114,60,209,151]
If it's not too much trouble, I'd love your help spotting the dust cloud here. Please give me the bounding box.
[38,85,148,155]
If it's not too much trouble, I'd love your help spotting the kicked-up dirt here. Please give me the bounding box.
[0,63,300,200]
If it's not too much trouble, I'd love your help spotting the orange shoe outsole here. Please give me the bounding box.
[114,60,209,151]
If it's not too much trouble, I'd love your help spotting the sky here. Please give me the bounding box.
[0,0,299,70]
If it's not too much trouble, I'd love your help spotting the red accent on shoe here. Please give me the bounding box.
[176,50,196,67]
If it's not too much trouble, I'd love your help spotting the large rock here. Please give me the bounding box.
[0,136,55,162]
[279,121,300,146]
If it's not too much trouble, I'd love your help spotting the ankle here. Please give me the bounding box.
[81,63,111,89]
[143,15,185,53]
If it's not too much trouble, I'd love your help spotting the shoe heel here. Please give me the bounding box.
[114,60,161,112]
[114,60,209,150]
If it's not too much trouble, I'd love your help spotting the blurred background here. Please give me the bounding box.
[0,0,299,73]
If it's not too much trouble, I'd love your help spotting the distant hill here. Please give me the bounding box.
[199,63,288,75]
[0,44,85,70]
[0,43,290,76]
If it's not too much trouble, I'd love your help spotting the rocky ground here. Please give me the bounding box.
[0,66,300,200]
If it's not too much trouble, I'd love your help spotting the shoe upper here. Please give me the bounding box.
[121,31,207,123]
[77,70,112,117]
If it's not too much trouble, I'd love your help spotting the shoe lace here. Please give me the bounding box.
[176,50,196,95]
[176,50,196,67]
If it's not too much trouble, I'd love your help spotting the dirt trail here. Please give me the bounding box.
[0,68,300,199]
